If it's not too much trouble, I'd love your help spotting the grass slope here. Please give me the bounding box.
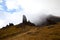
[0,23,60,40]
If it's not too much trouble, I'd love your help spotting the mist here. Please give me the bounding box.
[0,0,60,28]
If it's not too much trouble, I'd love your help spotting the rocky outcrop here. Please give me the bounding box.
[18,15,35,27]
[37,15,60,26]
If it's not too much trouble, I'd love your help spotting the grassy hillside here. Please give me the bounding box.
[0,22,60,40]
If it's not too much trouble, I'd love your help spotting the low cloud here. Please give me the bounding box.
[0,0,60,28]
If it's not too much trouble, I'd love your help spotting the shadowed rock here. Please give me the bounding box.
[9,23,14,26]
[37,15,60,26]
[18,15,35,27]
[23,15,27,23]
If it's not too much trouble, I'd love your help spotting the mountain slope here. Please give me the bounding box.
[0,15,60,40]
[0,22,60,40]
[38,15,60,26]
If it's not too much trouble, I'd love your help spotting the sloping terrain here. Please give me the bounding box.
[0,25,35,39]
[0,22,60,40]
[37,15,60,26]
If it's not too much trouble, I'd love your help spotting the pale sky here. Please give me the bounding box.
[0,0,60,28]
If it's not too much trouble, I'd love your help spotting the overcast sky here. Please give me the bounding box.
[0,0,60,28]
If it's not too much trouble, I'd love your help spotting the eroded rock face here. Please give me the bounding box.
[22,15,35,26]
[23,15,27,23]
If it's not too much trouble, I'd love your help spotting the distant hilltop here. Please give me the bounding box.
[1,14,60,29]
[0,15,60,40]
[37,15,60,26]
[17,15,36,27]
[1,15,35,29]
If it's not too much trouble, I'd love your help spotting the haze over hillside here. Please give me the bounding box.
[0,0,60,40]
[0,15,60,40]
[0,0,60,28]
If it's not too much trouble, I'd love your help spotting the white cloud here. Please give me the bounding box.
[0,5,4,10]
[0,0,3,3]
[5,0,17,9]
[0,0,60,28]
[5,12,23,24]
[5,0,60,15]
[0,19,6,28]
